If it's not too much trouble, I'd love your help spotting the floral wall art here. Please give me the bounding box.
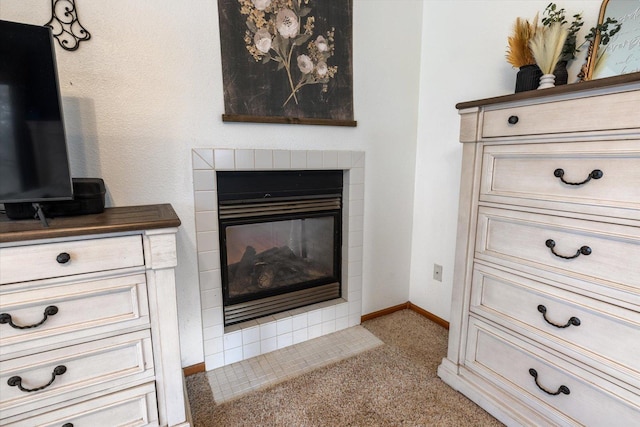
[218,0,355,126]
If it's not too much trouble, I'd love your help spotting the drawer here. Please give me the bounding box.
[0,274,149,359]
[466,319,640,426]
[2,382,158,427]
[0,330,154,420]
[0,235,144,285]
[481,89,640,138]
[476,207,640,295]
[470,264,640,383]
[480,141,640,218]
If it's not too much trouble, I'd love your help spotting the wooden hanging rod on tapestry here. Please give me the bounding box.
[222,114,357,127]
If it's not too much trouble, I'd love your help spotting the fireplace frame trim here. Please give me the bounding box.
[192,149,365,370]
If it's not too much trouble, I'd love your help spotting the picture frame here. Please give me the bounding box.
[217,0,356,126]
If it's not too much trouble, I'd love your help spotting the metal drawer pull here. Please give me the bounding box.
[56,252,71,264]
[507,115,519,125]
[0,306,59,329]
[545,239,591,259]
[529,368,570,396]
[8,365,67,393]
[537,305,581,328]
[553,168,603,186]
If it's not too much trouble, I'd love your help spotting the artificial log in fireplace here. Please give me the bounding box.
[229,245,330,297]
[218,170,343,326]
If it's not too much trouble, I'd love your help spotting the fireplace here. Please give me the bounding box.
[192,148,364,369]
[218,170,343,326]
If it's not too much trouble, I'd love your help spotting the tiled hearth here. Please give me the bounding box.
[192,149,365,370]
[208,325,382,402]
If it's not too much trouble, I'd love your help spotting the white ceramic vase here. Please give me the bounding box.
[537,73,556,90]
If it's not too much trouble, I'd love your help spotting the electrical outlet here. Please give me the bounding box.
[433,264,443,282]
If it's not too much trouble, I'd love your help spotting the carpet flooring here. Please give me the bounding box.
[185,309,503,426]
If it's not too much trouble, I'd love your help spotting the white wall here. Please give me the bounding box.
[1,0,423,367]
[409,0,603,321]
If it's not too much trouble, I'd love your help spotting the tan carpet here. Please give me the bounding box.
[185,309,503,426]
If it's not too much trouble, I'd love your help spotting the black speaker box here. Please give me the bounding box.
[5,178,106,220]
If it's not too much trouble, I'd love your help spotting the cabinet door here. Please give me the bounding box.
[0,235,144,285]
[475,207,640,294]
[466,319,640,426]
[481,90,640,138]
[3,383,159,427]
[479,140,640,219]
[0,274,150,359]
[0,330,154,420]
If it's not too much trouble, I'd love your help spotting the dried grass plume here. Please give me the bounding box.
[529,22,569,74]
[506,14,539,68]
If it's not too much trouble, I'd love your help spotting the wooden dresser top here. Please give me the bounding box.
[0,204,181,243]
[456,71,640,110]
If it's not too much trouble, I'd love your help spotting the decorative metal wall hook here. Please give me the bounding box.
[46,0,90,51]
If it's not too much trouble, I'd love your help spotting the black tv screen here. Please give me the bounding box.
[0,20,73,204]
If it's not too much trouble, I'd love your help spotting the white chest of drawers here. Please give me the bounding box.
[438,74,640,426]
[0,204,190,427]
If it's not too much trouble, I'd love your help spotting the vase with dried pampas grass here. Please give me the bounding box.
[506,14,543,93]
[529,22,569,89]
[541,3,584,85]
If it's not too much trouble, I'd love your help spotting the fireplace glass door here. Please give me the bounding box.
[220,211,341,325]
[225,215,336,297]
[217,170,343,326]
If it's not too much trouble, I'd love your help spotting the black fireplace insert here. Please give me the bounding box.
[217,170,343,326]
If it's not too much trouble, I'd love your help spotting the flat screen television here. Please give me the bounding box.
[0,20,74,221]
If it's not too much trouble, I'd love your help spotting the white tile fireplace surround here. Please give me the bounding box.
[192,149,365,370]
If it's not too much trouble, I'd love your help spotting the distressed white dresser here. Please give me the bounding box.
[0,204,190,427]
[438,73,640,426]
